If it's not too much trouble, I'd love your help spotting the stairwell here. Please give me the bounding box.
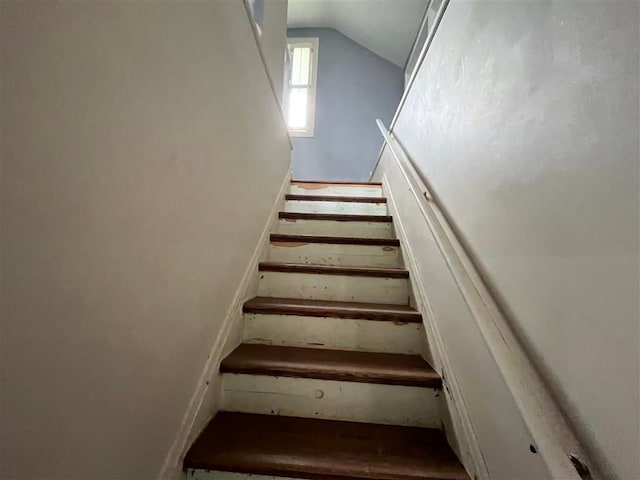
[183,180,468,480]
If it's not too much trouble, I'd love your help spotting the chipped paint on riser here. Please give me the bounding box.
[289,184,383,197]
[221,374,441,427]
[284,200,387,215]
[276,218,395,238]
[268,242,402,268]
[257,271,409,304]
[187,470,302,480]
[243,313,424,354]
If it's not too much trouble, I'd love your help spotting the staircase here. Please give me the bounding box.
[184,181,469,480]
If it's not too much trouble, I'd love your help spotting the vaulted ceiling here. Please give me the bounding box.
[287,0,428,68]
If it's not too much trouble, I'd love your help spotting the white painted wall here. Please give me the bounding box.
[0,2,290,479]
[375,1,639,479]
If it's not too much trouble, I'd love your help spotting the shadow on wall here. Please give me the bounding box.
[288,28,404,182]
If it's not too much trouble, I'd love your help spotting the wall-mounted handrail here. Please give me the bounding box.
[376,118,596,480]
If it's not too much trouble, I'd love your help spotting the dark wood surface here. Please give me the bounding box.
[184,412,469,480]
[221,344,441,387]
[291,180,382,186]
[243,296,422,323]
[279,211,393,223]
[259,262,409,278]
[270,233,400,246]
[286,194,387,203]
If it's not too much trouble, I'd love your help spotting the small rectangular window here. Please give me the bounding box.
[286,38,319,137]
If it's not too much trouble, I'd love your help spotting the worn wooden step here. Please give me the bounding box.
[221,344,440,388]
[244,314,424,355]
[184,412,469,480]
[269,235,402,268]
[269,241,401,269]
[270,233,399,246]
[258,264,409,304]
[242,298,424,356]
[289,182,384,199]
[285,198,387,215]
[259,262,409,278]
[243,297,422,323]
[278,213,395,239]
[292,180,382,186]
[221,374,441,428]
[279,212,392,222]
[286,194,387,203]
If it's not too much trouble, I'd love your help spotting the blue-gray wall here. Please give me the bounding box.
[288,28,404,182]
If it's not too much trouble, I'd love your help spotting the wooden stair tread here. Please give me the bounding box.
[221,344,440,387]
[286,194,387,203]
[259,262,409,278]
[244,296,422,323]
[279,211,393,222]
[184,412,468,480]
[271,233,400,246]
[292,180,382,186]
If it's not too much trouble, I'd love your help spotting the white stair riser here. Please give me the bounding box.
[290,184,383,197]
[269,242,402,268]
[284,200,387,215]
[187,470,301,480]
[222,374,441,427]
[277,218,395,238]
[243,313,424,354]
[258,271,409,304]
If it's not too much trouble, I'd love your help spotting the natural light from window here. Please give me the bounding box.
[287,38,318,137]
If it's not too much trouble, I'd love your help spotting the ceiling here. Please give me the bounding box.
[287,0,428,68]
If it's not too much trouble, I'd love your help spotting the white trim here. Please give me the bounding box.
[376,120,598,480]
[241,0,293,150]
[157,170,293,480]
[382,172,489,480]
[286,37,319,138]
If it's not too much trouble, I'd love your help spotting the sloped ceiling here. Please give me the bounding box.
[287,0,428,67]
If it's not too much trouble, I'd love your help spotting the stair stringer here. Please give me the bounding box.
[160,170,292,480]
[381,173,490,480]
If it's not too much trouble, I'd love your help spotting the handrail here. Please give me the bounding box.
[376,118,596,480]
[242,0,293,150]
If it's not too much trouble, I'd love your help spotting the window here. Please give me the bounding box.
[286,38,319,137]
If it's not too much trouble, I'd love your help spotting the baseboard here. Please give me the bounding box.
[158,169,292,480]
[382,173,490,480]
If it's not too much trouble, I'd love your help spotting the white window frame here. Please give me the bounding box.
[287,37,319,138]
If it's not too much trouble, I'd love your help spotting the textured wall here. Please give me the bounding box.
[0,2,290,479]
[288,28,403,182]
[379,0,639,478]
[260,0,288,103]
